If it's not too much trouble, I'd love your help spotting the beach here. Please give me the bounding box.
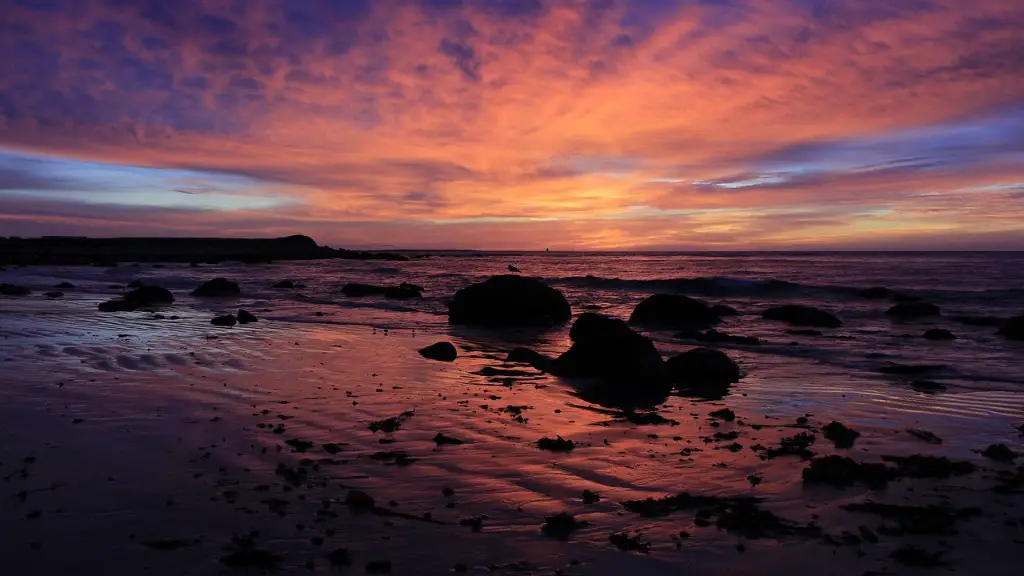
[1,252,1022,575]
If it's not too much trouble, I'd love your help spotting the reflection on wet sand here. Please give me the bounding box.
[1,304,1022,575]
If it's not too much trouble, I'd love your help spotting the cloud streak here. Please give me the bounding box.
[1,0,1024,248]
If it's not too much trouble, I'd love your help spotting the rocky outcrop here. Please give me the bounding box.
[418,341,458,362]
[664,348,741,398]
[0,235,409,266]
[886,302,940,319]
[763,305,842,328]
[628,294,720,330]
[448,275,571,327]
[192,278,240,297]
[272,280,296,289]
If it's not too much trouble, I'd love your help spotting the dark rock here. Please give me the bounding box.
[822,421,860,449]
[881,454,975,478]
[418,342,457,362]
[433,433,463,445]
[709,408,736,421]
[344,490,375,510]
[551,313,666,393]
[922,328,955,340]
[192,278,240,297]
[711,304,739,316]
[211,314,237,327]
[541,512,588,540]
[368,411,414,433]
[126,285,174,305]
[448,275,570,327]
[998,315,1024,340]
[628,294,720,330]
[802,456,892,489]
[327,548,352,566]
[760,432,815,460]
[383,285,422,299]
[886,302,940,318]
[272,280,295,289]
[665,348,740,397]
[508,264,520,273]
[582,490,601,504]
[43,291,64,298]
[99,285,174,312]
[237,309,258,324]
[505,347,553,371]
[859,286,891,299]
[609,532,650,553]
[982,443,1017,462]
[0,283,30,296]
[54,282,75,289]
[98,299,136,312]
[537,436,575,452]
[906,429,942,444]
[762,305,841,328]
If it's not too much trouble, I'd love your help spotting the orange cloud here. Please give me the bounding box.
[1,0,1024,248]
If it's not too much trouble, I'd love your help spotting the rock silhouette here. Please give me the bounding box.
[628,294,720,330]
[448,275,571,327]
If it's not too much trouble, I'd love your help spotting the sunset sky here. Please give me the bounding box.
[2,0,1024,250]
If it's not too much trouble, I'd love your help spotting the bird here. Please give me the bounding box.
[508,264,520,273]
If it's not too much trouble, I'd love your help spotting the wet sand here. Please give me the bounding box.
[1,295,1022,575]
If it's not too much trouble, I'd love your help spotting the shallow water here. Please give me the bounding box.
[1,253,1022,575]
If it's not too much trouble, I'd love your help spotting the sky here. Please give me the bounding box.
[2,0,1024,250]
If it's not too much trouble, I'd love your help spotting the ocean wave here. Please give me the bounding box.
[544,274,1024,302]
[544,275,822,296]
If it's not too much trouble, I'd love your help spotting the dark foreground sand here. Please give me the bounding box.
[1,298,1022,575]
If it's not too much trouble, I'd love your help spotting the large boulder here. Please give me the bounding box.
[665,348,741,398]
[628,294,720,330]
[551,313,669,405]
[999,315,1024,341]
[192,278,240,297]
[448,275,571,327]
[886,302,940,319]
[762,305,841,328]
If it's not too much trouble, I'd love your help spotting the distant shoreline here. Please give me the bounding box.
[0,235,408,266]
